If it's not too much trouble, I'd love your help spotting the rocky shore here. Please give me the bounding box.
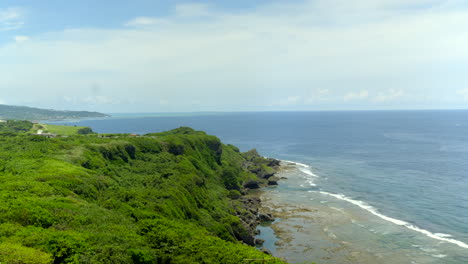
[233,150,283,252]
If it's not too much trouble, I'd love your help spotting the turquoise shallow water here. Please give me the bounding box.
[52,110,468,262]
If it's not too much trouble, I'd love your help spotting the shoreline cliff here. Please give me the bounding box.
[0,126,286,263]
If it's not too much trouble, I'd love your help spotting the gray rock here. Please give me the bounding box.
[268,176,280,185]
[243,180,260,189]
[255,238,265,246]
[258,213,275,222]
[268,158,281,167]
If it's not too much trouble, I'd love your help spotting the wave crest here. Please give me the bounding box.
[315,191,468,250]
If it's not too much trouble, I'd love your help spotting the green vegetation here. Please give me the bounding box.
[76,127,94,135]
[30,124,95,136]
[0,120,34,134]
[0,127,285,263]
[0,104,109,120]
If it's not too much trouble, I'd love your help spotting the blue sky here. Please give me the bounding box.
[1,0,468,112]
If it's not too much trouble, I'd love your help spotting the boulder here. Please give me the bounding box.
[260,171,275,179]
[255,238,265,246]
[268,176,280,185]
[261,248,272,255]
[243,180,260,189]
[268,158,281,167]
[258,213,275,222]
[249,167,262,174]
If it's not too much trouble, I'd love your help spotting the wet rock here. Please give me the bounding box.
[236,197,263,246]
[259,213,275,222]
[243,180,260,189]
[249,167,262,174]
[255,238,265,246]
[249,207,258,214]
[268,176,280,185]
[236,223,255,246]
[260,172,275,179]
[261,248,272,255]
[268,158,281,167]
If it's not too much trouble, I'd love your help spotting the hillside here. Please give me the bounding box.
[0,127,285,263]
[0,120,95,137]
[0,104,109,120]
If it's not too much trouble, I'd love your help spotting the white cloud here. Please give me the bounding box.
[175,3,212,17]
[373,89,405,102]
[83,96,121,105]
[125,3,212,27]
[271,96,302,106]
[2,0,468,111]
[306,89,330,103]
[0,7,24,31]
[125,17,169,27]
[456,88,468,100]
[14,35,29,44]
[344,90,369,101]
[62,96,121,105]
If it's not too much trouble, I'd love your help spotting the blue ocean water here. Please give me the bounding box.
[52,110,468,261]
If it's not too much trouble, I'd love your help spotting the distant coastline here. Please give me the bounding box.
[0,104,109,121]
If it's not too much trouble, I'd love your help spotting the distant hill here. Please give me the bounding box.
[0,104,109,120]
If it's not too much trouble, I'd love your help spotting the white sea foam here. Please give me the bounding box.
[281,160,311,168]
[305,179,317,187]
[434,233,453,238]
[298,167,320,178]
[281,160,319,187]
[315,191,468,250]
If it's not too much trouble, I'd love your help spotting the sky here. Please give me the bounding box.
[1,0,468,113]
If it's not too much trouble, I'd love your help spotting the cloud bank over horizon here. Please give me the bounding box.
[1,0,468,112]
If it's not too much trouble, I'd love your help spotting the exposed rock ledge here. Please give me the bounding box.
[235,150,283,246]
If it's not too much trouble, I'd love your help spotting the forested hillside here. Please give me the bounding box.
[0,127,284,263]
[0,104,108,120]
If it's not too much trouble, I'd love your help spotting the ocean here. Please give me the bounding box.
[51,110,468,263]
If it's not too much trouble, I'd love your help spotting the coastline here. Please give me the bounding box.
[257,184,380,264]
[254,161,468,264]
[253,162,406,263]
[251,162,377,263]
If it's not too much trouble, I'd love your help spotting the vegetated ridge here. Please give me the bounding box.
[0,120,95,136]
[0,126,286,263]
[0,104,109,120]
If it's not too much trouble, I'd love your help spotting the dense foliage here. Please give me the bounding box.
[0,120,34,134]
[76,127,95,135]
[0,104,108,120]
[0,127,285,263]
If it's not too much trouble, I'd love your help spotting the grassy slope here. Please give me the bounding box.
[30,124,90,136]
[0,127,285,264]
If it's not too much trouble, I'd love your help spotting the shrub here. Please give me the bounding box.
[0,243,53,264]
[77,127,94,135]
